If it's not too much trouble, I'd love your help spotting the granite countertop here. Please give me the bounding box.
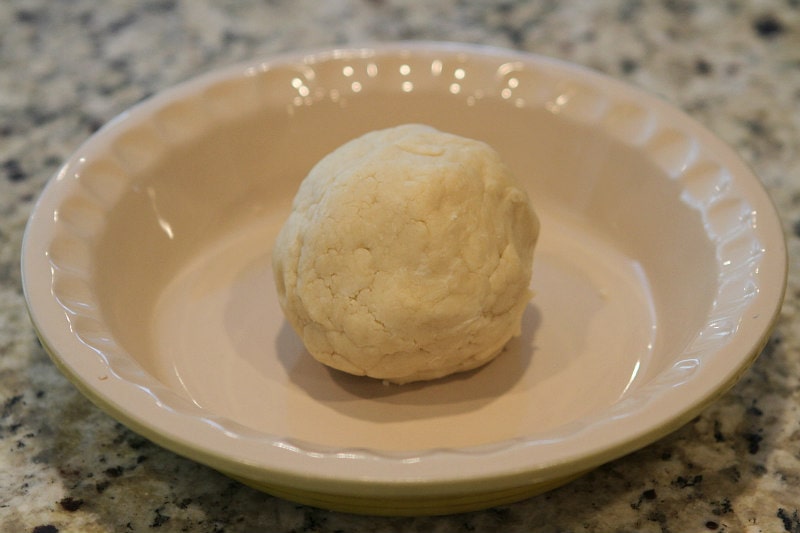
[2,1,799,531]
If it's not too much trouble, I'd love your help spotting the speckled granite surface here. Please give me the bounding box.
[1,1,799,531]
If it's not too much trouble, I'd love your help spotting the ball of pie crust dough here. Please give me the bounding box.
[272,124,539,384]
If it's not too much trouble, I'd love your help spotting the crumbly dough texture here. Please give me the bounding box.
[272,124,539,384]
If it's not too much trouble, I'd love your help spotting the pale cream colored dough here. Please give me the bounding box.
[272,124,539,384]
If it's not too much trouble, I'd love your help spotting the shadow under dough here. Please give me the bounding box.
[272,304,541,423]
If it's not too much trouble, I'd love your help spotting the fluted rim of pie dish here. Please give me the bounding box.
[21,42,787,498]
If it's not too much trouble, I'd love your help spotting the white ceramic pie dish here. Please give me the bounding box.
[22,42,786,515]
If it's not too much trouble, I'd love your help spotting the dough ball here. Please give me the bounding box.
[272,124,539,384]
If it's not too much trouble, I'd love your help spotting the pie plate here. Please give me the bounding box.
[21,42,787,515]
